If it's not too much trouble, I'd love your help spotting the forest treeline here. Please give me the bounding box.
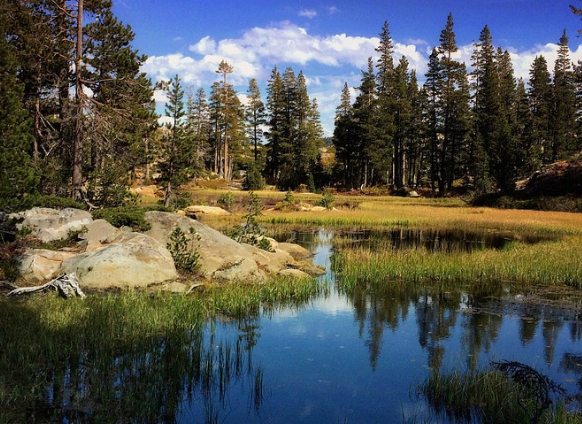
[1,1,582,211]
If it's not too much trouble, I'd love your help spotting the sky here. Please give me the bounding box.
[112,0,582,136]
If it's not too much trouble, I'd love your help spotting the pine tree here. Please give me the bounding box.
[265,66,286,182]
[353,57,378,188]
[216,60,234,180]
[0,15,37,210]
[374,21,395,186]
[245,78,266,162]
[333,82,358,188]
[436,14,470,194]
[3,0,154,202]
[514,78,534,176]
[470,25,498,193]
[185,87,209,173]
[424,48,443,194]
[406,73,429,187]
[159,75,188,207]
[528,55,553,168]
[552,30,577,160]
[392,56,413,189]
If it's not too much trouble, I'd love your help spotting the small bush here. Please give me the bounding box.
[167,227,200,274]
[217,192,236,211]
[31,195,86,210]
[243,163,265,191]
[318,189,335,210]
[92,206,151,231]
[275,191,299,211]
[226,192,272,252]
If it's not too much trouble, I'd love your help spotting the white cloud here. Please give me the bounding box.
[299,9,317,19]
[327,6,339,15]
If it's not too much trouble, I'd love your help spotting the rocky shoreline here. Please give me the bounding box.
[8,208,325,293]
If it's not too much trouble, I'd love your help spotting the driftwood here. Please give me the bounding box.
[7,273,86,299]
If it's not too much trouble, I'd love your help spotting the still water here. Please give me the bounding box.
[177,229,582,423]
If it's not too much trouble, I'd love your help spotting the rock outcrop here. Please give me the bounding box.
[59,232,178,290]
[12,208,323,291]
[10,207,93,243]
[144,211,323,283]
[183,205,230,218]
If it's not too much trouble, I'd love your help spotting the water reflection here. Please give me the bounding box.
[0,308,264,424]
[3,228,581,423]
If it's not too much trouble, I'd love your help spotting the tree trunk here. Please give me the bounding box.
[72,0,84,201]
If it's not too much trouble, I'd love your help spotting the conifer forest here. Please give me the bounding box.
[2,1,582,211]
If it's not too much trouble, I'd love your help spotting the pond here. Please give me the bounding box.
[177,229,582,423]
[6,229,582,423]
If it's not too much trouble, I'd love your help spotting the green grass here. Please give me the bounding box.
[0,276,325,423]
[420,367,581,424]
[332,234,582,289]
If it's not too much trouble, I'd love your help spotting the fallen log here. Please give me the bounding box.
[7,273,86,299]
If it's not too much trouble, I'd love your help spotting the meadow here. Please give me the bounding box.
[198,190,582,290]
[4,189,582,423]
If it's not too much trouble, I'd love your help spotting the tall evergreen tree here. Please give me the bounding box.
[2,0,153,202]
[528,55,553,168]
[159,75,188,207]
[374,21,395,186]
[0,15,37,210]
[333,83,358,188]
[552,30,577,160]
[245,78,266,162]
[353,57,378,188]
[265,66,286,182]
[433,14,470,194]
[392,56,413,189]
[469,25,496,192]
[185,87,209,173]
[424,48,443,194]
[216,60,234,180]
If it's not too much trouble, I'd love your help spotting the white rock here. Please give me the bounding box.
[10,207,93,243]
[59,232,177,289]
[18,249,77,284]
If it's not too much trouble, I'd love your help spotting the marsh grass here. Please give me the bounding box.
[421,368,581,424]
[333,234,582,289]
[0,276,325,423]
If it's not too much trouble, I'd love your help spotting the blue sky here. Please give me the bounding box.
[113,0,582,136]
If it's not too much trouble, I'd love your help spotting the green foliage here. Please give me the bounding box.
[1,257,19,282]
[92,206,151,231]
[0,16,37,212]
[86,166,138,208]
[217,192,236,211]
[30,195,86,210]
[227,192,272,251]
[275,190,299,211]
[243,162,265,191]
[159,192,193,210]
[318,189,335,209]
[167,227,200,274]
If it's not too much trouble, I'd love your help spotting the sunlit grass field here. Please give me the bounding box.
[197,190,582,289]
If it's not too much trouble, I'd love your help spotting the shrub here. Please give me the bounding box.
[92,206,151,231]
[243,163,264,191]
[318,189,335,210]
[31,195,86,210]
[217,192,236,211]
[167,227,200,274]
[274,191,299,211]
[226,192,272,252]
